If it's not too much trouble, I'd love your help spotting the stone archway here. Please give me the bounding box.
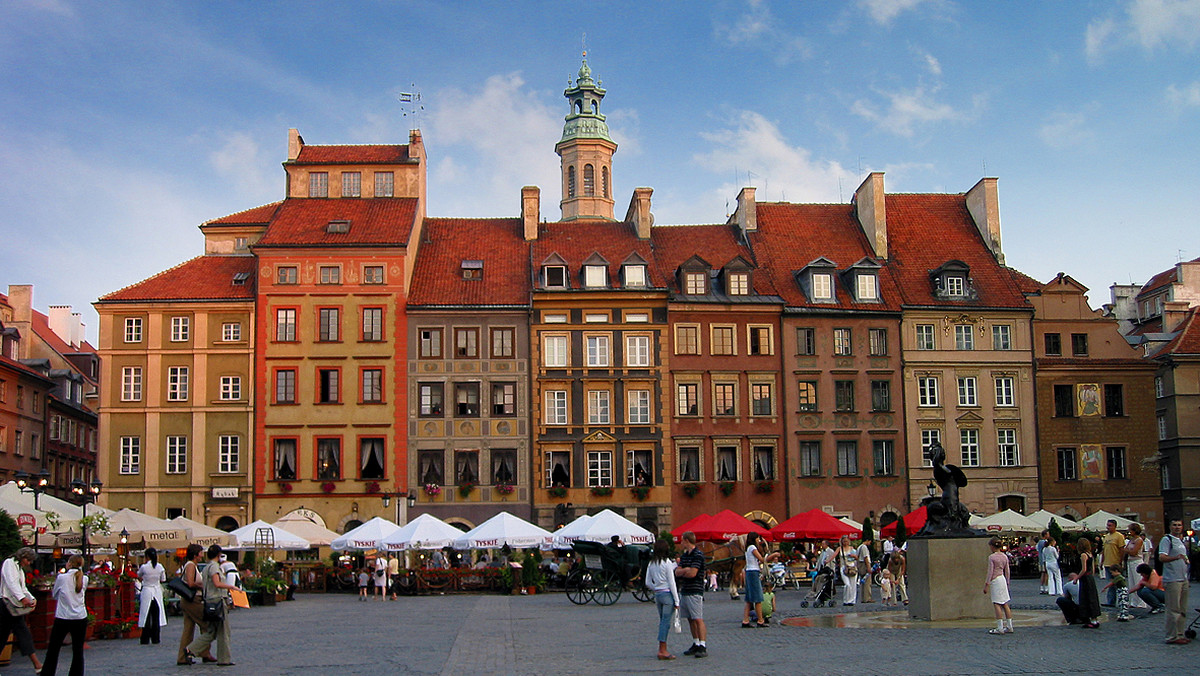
[444,518,474,532]
[744,509,778,529]
[215,516,240,532]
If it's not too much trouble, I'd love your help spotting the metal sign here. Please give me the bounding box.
[211,487,239,499]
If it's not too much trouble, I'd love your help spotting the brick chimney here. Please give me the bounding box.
[853,172,887,259]
[7,285,32,323]
[728,187,757,235]
[522,186,540,241]
[287,128,304,161]
[625,187,653,240]
[966,177,1004,265]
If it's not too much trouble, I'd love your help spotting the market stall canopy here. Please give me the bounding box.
[881,506,927,537]
[0,481,114,524]
[226,520,311,551]
[770,509,860,542]
[170,516,237,548]
[92,508,189,549]
[452,511,553,550]
[272,513,341,548]
[973,509,1044,534]
[0,496,51,530]
[552,509,653,549]
[689,509,772,543]
[1078,510,1141,531]
[670,513,710,543]
[330,517,400,551]
[1026,509,1085,532]
[381,513,465,551]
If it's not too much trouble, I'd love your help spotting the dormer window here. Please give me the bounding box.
[232,272,250,286]
[623,264,646,288]
[812,274,833,300]
[856,273,877,300]
[931,261,975,300]
[945,276,964,296]
[584,265,607,288]
[728,272,749,296]
[326,220,350,234]
[685,272,706,295]
[544,266,567,289]
[461,260,483,281]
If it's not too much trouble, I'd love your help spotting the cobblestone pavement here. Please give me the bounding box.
[47,578,1196,675]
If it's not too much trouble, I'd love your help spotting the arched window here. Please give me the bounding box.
[583,164,595,196]
[601,166,610,198]
[567,166,576,198]
[575,101,583,115]
[591,101,598,114]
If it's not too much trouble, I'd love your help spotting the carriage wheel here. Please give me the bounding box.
[565,570,595,605]
[631,585,653,603]
[592,571,622,606]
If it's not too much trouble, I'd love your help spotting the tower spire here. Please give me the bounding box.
[556,54,617,221]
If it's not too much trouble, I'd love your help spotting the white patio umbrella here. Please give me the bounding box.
[92,508,190,549]
[453,511,553,550]
[1026,509,1085,532]
[1078,510,1141,531]
[0,496,51,529]
[551,514,594,548]
[272,513,341,547]
[170,516,237,548]
[840,516,875,540]
[973,509,1044,534]
[381,513,465,551]
[226,520,311,551]
[553,509,653,549]
[0,481,115,525]
[330,516,400,551]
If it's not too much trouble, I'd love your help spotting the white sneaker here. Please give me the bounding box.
[1004,626,1014,633]
[988,628,1005,635]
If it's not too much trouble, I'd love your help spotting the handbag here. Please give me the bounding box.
[202,599,224,622]
[3,597,33,617]
[167,575,197,602]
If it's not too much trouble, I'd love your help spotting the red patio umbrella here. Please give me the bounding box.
[671,513,711,543]
[689,509,772,542]
[881,505,927,537]
[769,509,860,542]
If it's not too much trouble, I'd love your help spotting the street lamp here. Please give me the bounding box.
[16,469,51,553]
[926,480,937,498]
[381,491,417,525]
[71,478,102,562]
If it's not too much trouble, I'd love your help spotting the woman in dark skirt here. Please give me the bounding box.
[1076,538,1101,628]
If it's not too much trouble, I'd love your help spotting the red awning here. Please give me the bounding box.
[881,506,927,536]
[671,513,711,543]
[769,509,861,541]
[688,509,772,542]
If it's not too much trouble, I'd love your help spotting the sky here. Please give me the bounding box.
[2,0,1198,343]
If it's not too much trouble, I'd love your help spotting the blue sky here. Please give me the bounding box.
[3,0,1198,341]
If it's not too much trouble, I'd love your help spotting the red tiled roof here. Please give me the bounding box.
[205,202,282,225]
[1007,268,1043,294]
[30,311,96,354]
[408,218,530,307]
[651,224,781,296]
[254,198,419,247]
[531,220,666,289]
[1139,257,1199,297]
[1155,307,1200,356]
[0,354,54,385]
[98,256,257,303]
[292,144,410,165]
[748,203,902,311]
[885,194,1028,309]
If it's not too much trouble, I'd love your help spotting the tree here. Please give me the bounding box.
[861,516,874,545]
[1048,517,1063,546]
[0,510,23,562]
[894,516,908,548]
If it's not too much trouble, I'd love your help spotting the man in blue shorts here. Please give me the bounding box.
[675,531,708,658]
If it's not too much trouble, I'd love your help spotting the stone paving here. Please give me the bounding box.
[42,578,1196,675]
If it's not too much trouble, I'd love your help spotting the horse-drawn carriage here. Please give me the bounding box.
[565,540,653,605]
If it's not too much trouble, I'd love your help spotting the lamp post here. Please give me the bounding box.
[71,478,102,563]
[926,480,937,498]
[15,469,51,553]
[381,491,417,526]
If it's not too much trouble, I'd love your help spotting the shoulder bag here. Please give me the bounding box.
[202,598,224,622]
[167,574,197,602]
[3,597,33,617]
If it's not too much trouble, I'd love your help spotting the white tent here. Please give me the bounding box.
[840,516,875,541]
[226,520,311,551]
[973,509,1044,534]
[272,513,341,547]
[552,510,653,548]
[0,496,51,529]
[92,508,189,549]
[381,513,465,551]
[1026,509,1085,532]
[330,516,400,551]
[170,516,237,548]
[1079,510,1141,531]
[453,511,553,550]
[0,481,114,524]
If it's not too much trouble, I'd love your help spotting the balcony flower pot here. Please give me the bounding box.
[589,486,613,497]
[631,485,651,501]
[547,486,567,499]
[681,483,702,498]
[719,481,736,497]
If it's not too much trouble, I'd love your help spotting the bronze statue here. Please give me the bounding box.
[915,442,983,538]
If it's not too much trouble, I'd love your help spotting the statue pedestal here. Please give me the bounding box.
[907,537,995,621]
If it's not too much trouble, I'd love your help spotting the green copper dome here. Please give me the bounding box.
[560,58,613,144]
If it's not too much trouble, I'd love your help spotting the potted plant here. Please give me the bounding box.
[681,483,702,498]
[590,486,613,497]
[458,480,477,498]
[754,481,774,494]
[496,483,515,497]
[719,481,736,497]
[548,485,568,498]
[321,481,337,493]
[365,481,381,494]
[631,485,651,500]
[424,483,442,497]
[521,550,544,594]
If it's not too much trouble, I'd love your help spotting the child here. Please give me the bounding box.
[760,580,776,625]
[706,571,719,592]
[358,568,369,601]
[1101,566,1132,621]
[880,569,896,606]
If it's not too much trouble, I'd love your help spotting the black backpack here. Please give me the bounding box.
[1153,536,1169,576]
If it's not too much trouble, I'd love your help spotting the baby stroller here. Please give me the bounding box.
[1185,607,1200,639]
[768,562,788,589]
[800,565,837,608]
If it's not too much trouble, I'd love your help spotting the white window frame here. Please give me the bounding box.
[219,435,240,474]
[626,335,650,367]
[587,450,613,488]
[341,171,361,197]
[222,322,241,342]
[916,324,935,350]
[124,317,142,343]
[121,366,143,402]
[994,376,1015,407]
[362,308,384,341]
[309,171,329,197]
[959,428,980,467]
[684,272,706,295]
[627,390,651,424]
[545,390,568,425]
[583,265,607,288]
[170,316,190,342]
[587,390,611,424]
[276,308,297,342]
[997,428,1019,466]
[623,265,646,288]
[119,436,141,474]
[955,325,974,350]
[917,376,940,407]
[945,275,965,296]
[812,273,832,300]
[586,335,610,367]
[166,435,187,474]
[167,366,189,402]
[728,272,749,295]
[833,328,852,356]
[920,429,941,467]
[957,376,977,407]
[219,376,241,401]
[992,325,1011,351]
[856,273,877,300]
[543,335,568,367]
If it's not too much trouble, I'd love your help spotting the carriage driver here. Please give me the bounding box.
[675,532,708,658]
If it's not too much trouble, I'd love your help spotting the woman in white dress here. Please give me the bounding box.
[137,547,167,644]
[1124,524,1148,609]
[836,535,860,606]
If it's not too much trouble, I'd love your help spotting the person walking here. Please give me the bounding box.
[741,532,768,627]
[836,534,859,606]
[984,537,1013,634]
[0,547,43,673]
[674,531,708,658]
[1076,538,1101,629]
[1036,530,1050,594]
[186,545,240,666]
[177,544,216,665]
[137,547,167,644]
[856,538,873,603]
[1159,519,1191,644]
[1124,524,1148,609]
[1043,536,1063,596]
[40,554,88,676]
[644,539,679,660]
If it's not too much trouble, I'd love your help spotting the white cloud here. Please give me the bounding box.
[208,132,276,202]
[860,0,928,25]
[691,110,858,211]
[20,0,74,16]
[851,86,980,137]
[1038,109,1096,149]
[1086,0,1200,60]
[1166,81,1200,108]
[1085,17,1117,61]
[722,0,771,44]
[715,1,813,65]
[424,73,566,219]
[923,52,943,76]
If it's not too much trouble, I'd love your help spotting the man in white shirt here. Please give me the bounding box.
[1159,519,1191,644]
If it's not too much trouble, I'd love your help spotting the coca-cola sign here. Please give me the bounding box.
[16,514,35,528]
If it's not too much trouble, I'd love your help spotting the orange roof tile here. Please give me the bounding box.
[205,202,282,225]
[531,220,666,289]
[651,223,781,298]
[98,256,257,303]
[1007,267,1043,294]
[255,198,418,247]
[408,218,531,307]
[1155,307,1200,356]
[885,194,1028,309]
[292,144,411,165]
[1139,257,1200,297]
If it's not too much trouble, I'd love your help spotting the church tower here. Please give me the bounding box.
[556,56,617,221]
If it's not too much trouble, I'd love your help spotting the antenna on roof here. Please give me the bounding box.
[582,32,587,58]
[838,177,844,203]
[982,158,987,175]
[1179,249,1187,263]
[398,85,424,130]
